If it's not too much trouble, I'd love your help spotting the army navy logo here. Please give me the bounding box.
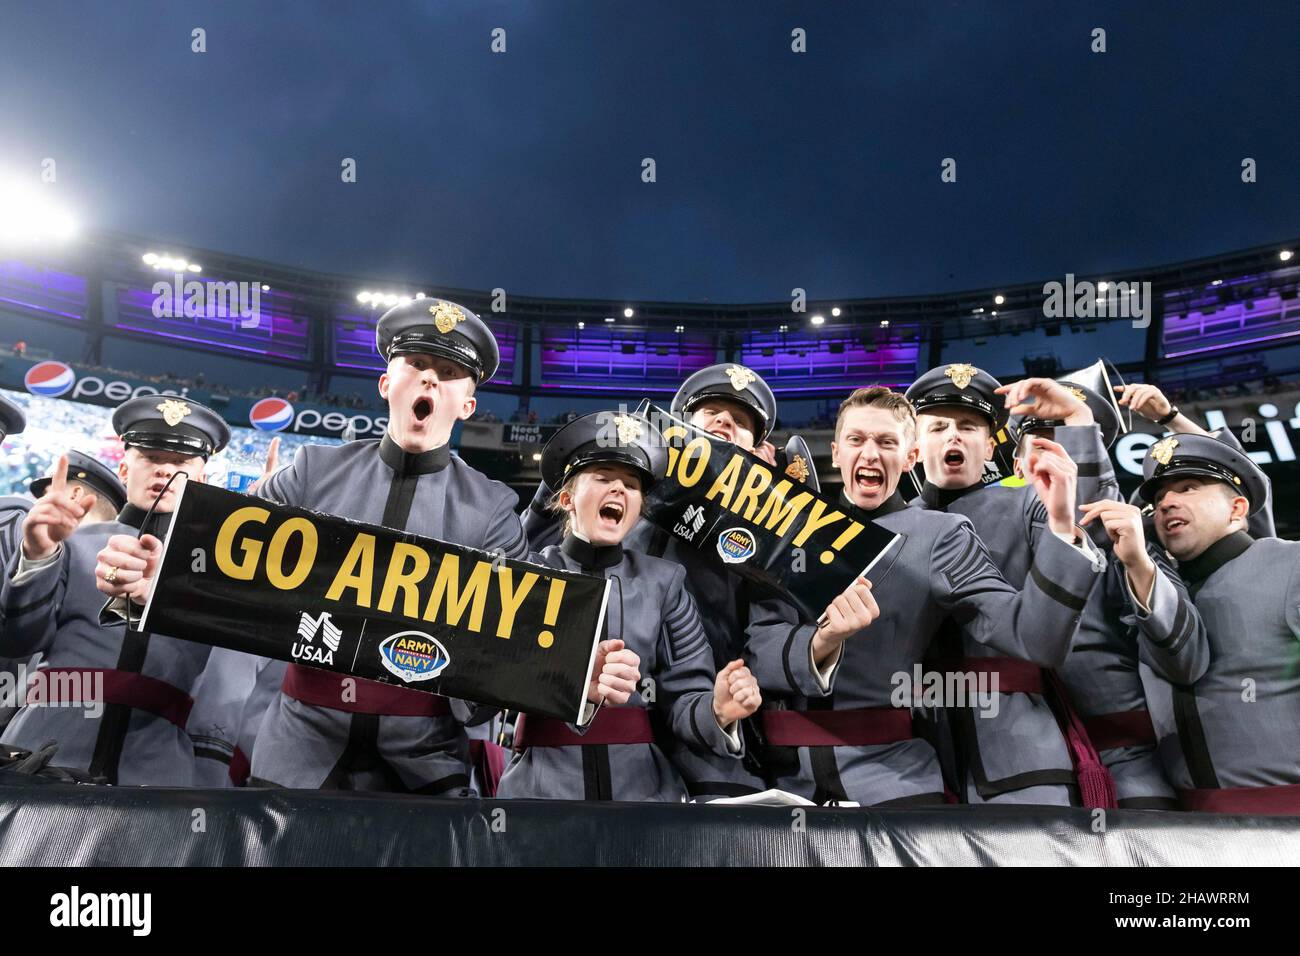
[725,365,757,391]
[429,301,466,334]
[156,398,193,428]
[379,631,450,683]
[293,610,342,666]
[716,527,757,564]
[1151,436,1178,466]
[785,454,810,483]
[612,414,643,445]
[944,363,979,390]
[1066,386,1087,403]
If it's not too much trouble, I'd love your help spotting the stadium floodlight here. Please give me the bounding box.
[261,284,270,291]
[604,317,615,323]
[142,252,159,265]
[994,294,1005,305]
[1211,279,1223,286]
[880,320,890,328]
[675,325,685,333]
[399,296,412,306]
[188,263,202,274]
[779,324,789,332]
[415,292,426,299]
[811,314,825,325]
[0,180,77,242]
[972,307,985,314]
[532,453,542,461]
[991,310,998,317]
[357,291,371,303]
[1282,250,1294,262]
[384,294,398,306]
[577,321,585,329]
[831,307,841,317]
[623,307,634,318]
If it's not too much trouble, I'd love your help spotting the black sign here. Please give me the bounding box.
[139,483,609,722]
[636,403,903,621]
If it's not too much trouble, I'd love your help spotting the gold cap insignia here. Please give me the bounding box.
[944,363,979,390]
[1151,436,1178,466]
[76,471,87,479]
[613,414,643,445]
[1066,386,1087,403]
[157,399,192,428]
[725,365,757,391]
[785,454,810,483]
[429,301,466,334]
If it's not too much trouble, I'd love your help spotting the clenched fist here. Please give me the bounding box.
[95,533,164,603]
[588,638,641,706]
[713,659,761,725]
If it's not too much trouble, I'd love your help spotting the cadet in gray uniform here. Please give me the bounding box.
[3,397,229,785]
[229,298,525,792]
[1135,433,1300,814]
[1016,386,1208,809]
[521,363,784,798]
[905,367,1114,806]
[744,386,1103,807]
[499,412,760,801]
[0,395,29,728]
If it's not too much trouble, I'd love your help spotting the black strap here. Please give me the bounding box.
[580,743,614,801]
[1172,685,1219,790]
[88,628,152,784]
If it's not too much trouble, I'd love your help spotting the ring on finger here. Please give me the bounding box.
[105,566,119,584]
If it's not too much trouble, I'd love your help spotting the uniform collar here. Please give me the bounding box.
[838,488,907,520]
[379,433,451,476]
[1177,530,1254,587]
[561,534,624,571]
[116,502,169,539]
[920,480,981,510]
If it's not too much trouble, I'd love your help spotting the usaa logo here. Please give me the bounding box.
[379,631,451,683]
[716,527,757,565]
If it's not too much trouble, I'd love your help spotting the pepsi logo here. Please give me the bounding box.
[23,361,75,398]
[249,397,294,432]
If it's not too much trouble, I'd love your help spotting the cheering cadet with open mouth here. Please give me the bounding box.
[499,411,761,802]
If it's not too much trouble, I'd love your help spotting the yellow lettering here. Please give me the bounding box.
[676,437,711,488]
[732,464,773,520]
[214,506,269,580]
[325,534,376,607]
[792,498,846,548]
[378,542,431,618]
[495,568,539,639]
[753,480,813,536]
[423,555,492,633]
[663,424,688,478]
[704,454,745,509]
[265,518,317,590]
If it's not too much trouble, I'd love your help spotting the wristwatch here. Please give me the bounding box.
[1153,405,1179,426]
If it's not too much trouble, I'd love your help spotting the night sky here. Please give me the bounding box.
[1,1,1296,303]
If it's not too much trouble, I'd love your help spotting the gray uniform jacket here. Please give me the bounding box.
[249,435,527,792]
[0,507,210,785]
[0,497,31,730]
[745,490,1101,807]
[908,425,1111,804]
[522,482,767,798]
[497,537,741,802]
[1142,533,1300,798]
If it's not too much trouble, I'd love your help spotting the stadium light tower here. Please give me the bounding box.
[0,179,77,243]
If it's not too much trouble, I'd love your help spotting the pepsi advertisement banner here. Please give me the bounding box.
[636,403,903,622]
[8,355,392,440]
[140,483,610,723]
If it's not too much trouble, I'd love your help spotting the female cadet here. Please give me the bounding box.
[498,411,762,802]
